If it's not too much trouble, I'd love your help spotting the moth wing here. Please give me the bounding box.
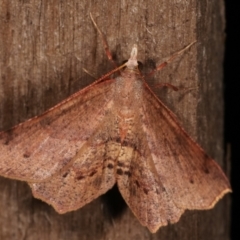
[29,111,121,213]
[141,85,231,210]
[0,80,115,182]
[116,120,184,233]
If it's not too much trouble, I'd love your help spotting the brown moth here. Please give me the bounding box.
[0,17,231,233]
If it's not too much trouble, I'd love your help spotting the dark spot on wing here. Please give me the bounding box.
[62,172,68,178]
[116,169,123,175]
[204,168,210,174]
[143,188,149,194]
[3,140,9,145]
[190,179,194,184]
[89,170,97,177]
[23,153,31,158]
[76,175,85,180]
[135,180,140,187]
[107,163,114,169]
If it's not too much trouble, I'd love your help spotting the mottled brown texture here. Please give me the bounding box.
[0,0,230,239]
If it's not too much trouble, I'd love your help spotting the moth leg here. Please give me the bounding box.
[146,41,196,78]
[90,13,117,68]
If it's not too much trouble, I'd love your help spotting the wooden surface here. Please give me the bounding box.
[0,0,230,239]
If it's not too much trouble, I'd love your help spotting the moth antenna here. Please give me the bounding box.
[90,13,117,67]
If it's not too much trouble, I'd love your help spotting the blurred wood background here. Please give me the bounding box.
[0,0,230,239]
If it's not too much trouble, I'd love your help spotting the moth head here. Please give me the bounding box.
[125,44,138,70]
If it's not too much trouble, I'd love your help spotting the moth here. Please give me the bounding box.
[0,16,231,233]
